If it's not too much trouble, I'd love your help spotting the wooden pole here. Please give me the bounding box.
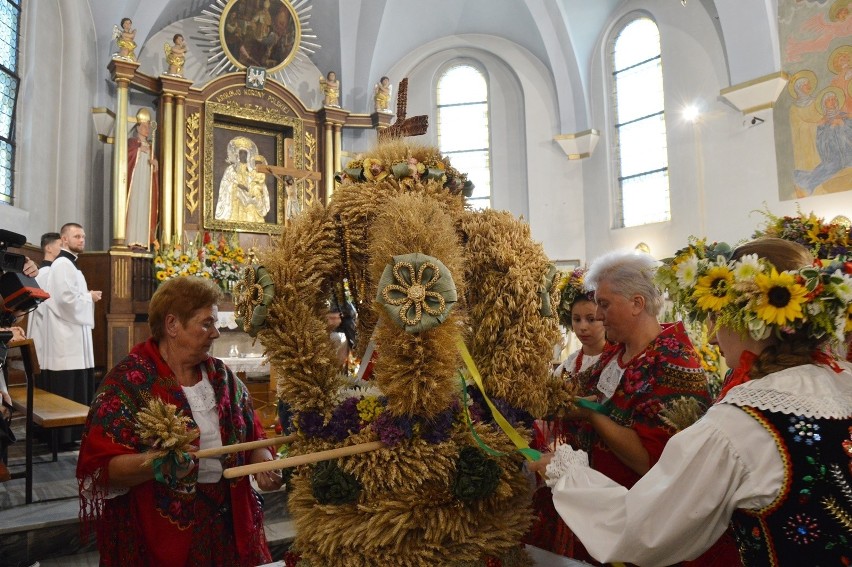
[222,441,386,479]
[194,434,296,459]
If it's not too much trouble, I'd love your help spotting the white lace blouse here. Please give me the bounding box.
[182,371,223,483]
[545,362,852,567]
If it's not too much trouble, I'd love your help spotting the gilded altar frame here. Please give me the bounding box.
[203,100,304,234]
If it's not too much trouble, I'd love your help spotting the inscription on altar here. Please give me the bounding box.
[213,88,292,115]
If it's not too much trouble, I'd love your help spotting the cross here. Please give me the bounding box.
[378,78,428,142]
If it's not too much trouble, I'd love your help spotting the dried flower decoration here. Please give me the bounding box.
[336,153,474,197]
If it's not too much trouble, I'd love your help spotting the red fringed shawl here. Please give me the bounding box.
[76,338,271,567]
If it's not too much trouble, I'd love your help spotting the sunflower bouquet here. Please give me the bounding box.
[153,232,246,291]
[657,238,852,346]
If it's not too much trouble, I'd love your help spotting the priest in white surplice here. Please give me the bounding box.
[40,223,102,445]
[26,231,61,367]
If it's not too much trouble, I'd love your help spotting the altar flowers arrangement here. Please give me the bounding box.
[153,232,246,291]
[656,238,852,346]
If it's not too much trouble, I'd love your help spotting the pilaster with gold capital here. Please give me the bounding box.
[108,58,140,248]
[320,107,349,203]
[160,75,193,242]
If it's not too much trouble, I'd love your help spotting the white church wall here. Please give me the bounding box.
[384,34,586,263]
[6,1,99,247]
[580,0,815,263]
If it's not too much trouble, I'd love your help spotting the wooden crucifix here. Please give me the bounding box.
[377,78,428,142]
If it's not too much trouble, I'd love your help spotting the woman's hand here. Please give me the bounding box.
[250,447,284,491]
[526,452,554,477]
[560,396,596,421]
[1,390,12,419]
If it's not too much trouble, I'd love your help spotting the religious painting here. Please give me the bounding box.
[219,0,300,73]
[203,101,303,234]
[776,0,852,200]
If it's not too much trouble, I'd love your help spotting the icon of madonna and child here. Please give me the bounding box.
[214,136,272,224]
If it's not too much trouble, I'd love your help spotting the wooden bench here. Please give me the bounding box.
[3,339,90,504]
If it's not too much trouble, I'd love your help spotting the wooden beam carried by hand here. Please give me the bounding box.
[222,441,386,479]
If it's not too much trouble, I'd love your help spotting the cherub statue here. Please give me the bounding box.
[112,17,137,61]
[319,71,340,107]
[163,34,187,77]
[374,76,392,113]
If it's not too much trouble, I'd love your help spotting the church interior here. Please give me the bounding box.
[1,0,852,565]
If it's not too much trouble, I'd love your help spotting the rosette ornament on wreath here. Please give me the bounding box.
[376,253,457,334]
[233,265,275,337]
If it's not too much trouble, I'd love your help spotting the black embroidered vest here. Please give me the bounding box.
[730,406,852,566]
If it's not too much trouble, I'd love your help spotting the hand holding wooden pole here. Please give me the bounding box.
[194,434,297,459]
[223,441,386,479]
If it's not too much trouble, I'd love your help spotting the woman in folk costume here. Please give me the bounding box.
[531,237,852,566]
[77,277,282,566]
[530,251,739,565]
[525,267,614,557]
[126,108,159,249]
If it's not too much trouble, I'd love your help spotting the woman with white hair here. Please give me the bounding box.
[541,250,726,564]
[532,238,852,566]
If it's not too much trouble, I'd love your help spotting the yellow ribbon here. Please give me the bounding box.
[456,338,539,462]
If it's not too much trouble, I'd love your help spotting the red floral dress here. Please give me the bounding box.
[76,338,272,567]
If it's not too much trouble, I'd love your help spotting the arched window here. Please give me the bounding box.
[610,17,669,227]
[0,0,20,205]
[436,64,491,209]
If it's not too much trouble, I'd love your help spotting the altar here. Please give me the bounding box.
[95,57,396,373]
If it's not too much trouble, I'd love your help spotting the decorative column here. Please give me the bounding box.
[333,124,343,174]
[160,76,194,243]
[324,121,333,201]
[108,59,140,248]
[320,107,349,203]
[159,92,175,245]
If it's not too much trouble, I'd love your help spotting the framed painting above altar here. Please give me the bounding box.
[203,100,303,234]
[220,0,301,73]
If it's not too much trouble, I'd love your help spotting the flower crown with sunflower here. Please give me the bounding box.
[655,238,852,346]
[555,267,594,330]
[753,207,851,260]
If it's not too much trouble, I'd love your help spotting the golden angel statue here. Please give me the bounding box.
[374,76,392,113]
[164,34,187,77]
[319,71,340,107]
[112,17,137,61]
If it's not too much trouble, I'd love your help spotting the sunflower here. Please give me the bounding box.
[691,265,735,311]
[156,271,167,281]
[178,254,190,264]
[753,268,808,326]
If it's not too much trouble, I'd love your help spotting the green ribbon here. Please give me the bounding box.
[152,450,191,488]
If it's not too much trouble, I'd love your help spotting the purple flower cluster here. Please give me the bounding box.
[327,397,362,441]
[466,386,534,428]
[373,411,413,446]
[420,405,457,443]
[297,410,326,438]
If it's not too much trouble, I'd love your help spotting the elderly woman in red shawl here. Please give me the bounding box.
[77,277,282,567]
